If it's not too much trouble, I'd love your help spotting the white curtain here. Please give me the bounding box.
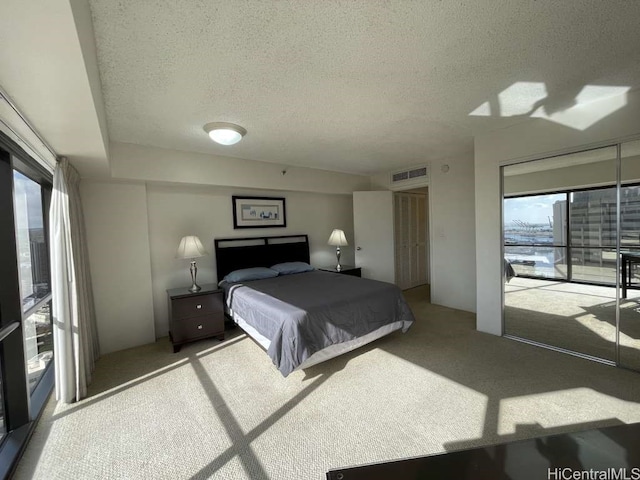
[50,158,100,403]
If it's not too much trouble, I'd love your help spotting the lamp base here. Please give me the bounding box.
[189,261,201,292]
[336,246,342,271]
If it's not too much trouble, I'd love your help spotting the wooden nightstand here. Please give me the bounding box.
[167,283,225,353]
[318,265,362,277]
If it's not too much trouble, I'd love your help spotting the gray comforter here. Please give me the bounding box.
[224,270,415,376]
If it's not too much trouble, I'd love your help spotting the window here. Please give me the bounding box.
[22,302,53,393]
[504,184,640,285]
[0,132,54,475]
[621,185,640,249]
[13,170,51,310]
[570,188,618,284]
[504,193,568,279]
[12,170,53,392]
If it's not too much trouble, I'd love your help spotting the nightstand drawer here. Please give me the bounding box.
[171,314,224,343]
[167,285,225,352]
[172,293,222,319]
[340,268,361,277]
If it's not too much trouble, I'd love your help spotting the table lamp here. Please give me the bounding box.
[176,235,208,292]
[328,229,348,271]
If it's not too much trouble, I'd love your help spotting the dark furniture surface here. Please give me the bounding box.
[167,283,224,352]
[318,265,362,277]
[621,252,640,299]
[214,234,310,281]
[326,422,640,480]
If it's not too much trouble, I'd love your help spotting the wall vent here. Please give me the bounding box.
[390,165,429,187]
[392,171,409,182]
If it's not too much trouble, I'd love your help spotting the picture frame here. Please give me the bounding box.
[232,196,287,229]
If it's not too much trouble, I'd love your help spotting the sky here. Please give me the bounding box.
[504,194,565,226]
[13,170,44,230]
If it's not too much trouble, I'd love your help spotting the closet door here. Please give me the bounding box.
[394,192,428,290]
[411,194,428,288]
[503,146,618,361]
[395,193,412,289]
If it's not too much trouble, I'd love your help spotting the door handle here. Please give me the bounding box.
[356,246,362,251]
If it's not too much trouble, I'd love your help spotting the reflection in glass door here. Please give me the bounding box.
[504,140,640,371]
[570,187,618,285]
[503,146,618,363]
[504,193,568,280]
[619,140,640,371]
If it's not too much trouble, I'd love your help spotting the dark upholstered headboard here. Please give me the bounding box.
[214,235,310,281]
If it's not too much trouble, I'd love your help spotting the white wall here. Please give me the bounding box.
[504,159,616,195]
[0,93,56,172]
[69,0,110,161]
[0,0,110,177]
[80,181,155,354]
[81,140,479,352]
[371,155,476,313]
[504,156,640,195]
[110,142,370,194]
[146,183,354,337]
[428,156,476,312]
[475,89,640,335]
[81,179,354,351]
[77,141,365,352]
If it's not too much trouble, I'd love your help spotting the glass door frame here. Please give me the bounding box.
[500,137,640,370]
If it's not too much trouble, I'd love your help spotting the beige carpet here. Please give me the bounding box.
[505,276,640,368]
[14,286,640,480]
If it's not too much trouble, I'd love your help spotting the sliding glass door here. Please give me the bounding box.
[502,144,628,365]
[619,140,640,370]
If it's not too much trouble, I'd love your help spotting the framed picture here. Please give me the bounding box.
[232,196,287,229]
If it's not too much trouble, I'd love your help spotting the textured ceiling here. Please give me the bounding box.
[89,0,640,175]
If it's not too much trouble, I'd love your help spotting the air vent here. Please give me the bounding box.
[409,167,427,178]
[392,171,409,182]
[390,165,429,186]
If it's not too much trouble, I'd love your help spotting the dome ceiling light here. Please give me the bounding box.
[203,122,247,146]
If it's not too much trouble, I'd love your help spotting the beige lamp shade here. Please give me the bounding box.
[327,229,348,246]
[176,236,208,259]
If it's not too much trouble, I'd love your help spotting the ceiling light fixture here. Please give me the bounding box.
[203,122,247,146]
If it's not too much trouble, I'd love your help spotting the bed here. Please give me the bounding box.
[215,235,415,376]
